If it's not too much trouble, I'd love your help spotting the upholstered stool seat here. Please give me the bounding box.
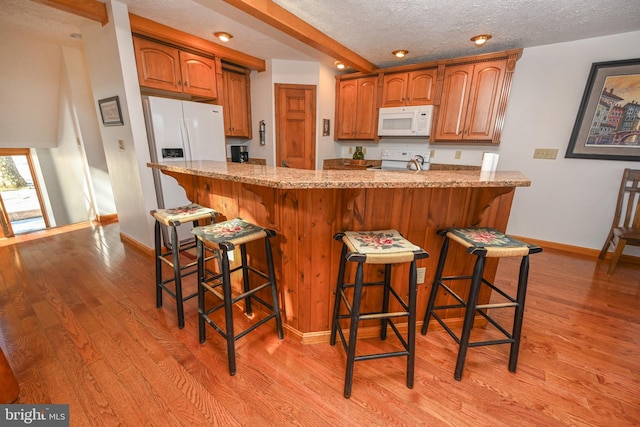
[150,203,218,328]
[330,229,429,398]
[421,227,542,380]
[192,218,283,376]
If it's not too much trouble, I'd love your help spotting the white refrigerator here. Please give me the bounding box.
[143,95,226,245]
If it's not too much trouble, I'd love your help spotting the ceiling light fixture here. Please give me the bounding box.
[214,32,233,42]
[392,50,409,58]
[335,61,346,70]
[470,34,492,47]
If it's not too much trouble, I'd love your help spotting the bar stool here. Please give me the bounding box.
[192,218,284,376]
[330,230,429,398]
[421,227,542,380]
[150,203,218,329]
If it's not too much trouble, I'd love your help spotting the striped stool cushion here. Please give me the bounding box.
[342,229,423,264]
[446,228,534,257]
[192,218,268,248]
[151,204,217,227]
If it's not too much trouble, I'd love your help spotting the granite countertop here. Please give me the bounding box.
[148,160,531,189]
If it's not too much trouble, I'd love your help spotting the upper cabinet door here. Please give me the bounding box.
[180,52,217,98]
[381,74,408,107]
[133,36,218,99]
[465,61,506,141]
[335,76,378,140]
[434,59,507,143]
[133,37,181,92]
[381,69,436,107]
[222,69,252,138]
[406,69,436,105]
[434,64,474,141]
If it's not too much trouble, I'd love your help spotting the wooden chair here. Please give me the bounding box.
[598,169,640,274]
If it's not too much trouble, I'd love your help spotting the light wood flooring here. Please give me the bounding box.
[0,222,638,426]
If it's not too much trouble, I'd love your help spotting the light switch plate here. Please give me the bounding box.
[417,267,426,284]
[533,148,558,159]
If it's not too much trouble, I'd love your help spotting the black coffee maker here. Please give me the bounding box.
[231,145,249,163]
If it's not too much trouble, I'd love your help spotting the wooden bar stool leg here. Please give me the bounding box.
[344,262,364,398]
[421,236,449,335]
[154,220,163,309]
[218,248,237,376]
[509,255,530,372]
[197,239,207,344]
[454,254,485,381]
[265,234,284,338]
[170,225,187,329]
[407,259,418,389]
[240,244,253,316]
[330,243,348,346]
[380,264,392,340]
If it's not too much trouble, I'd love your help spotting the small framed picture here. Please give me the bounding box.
[98,96,124,126]
[323,119,330,136]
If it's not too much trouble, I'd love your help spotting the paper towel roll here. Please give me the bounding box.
[481,153,495,171]
[492,154,499,171]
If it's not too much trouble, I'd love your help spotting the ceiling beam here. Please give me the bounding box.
[222,0,377,74]
[129,14,266,72]
[30,0,108,25]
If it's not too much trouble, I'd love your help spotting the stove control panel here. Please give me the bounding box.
[381,149,431,162]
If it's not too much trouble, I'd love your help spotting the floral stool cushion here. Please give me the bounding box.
[446,227,536,258]
[342,229,426,264]
[151,204,218,227]
[191,218,268,249]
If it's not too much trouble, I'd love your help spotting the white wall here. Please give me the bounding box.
[0,29,61,148]
[82,0,157,248]
[502,31,640,252]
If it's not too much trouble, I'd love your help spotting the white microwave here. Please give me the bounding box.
[377,105,433,137]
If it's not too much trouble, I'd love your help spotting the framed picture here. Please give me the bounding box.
[98,96,124,126]
[565,58,640,161]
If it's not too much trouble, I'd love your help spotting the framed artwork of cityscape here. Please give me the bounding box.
[565,58,640,161]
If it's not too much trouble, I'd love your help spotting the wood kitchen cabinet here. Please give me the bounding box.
[434,58,511,144]
[381,69,436,107]
[222,67,252,138]
[133,36,218,99]
[335,76,378,140]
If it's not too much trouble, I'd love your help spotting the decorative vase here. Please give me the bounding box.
[353,146,364,160]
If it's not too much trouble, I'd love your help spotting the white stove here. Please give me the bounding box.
[379,149,431,170]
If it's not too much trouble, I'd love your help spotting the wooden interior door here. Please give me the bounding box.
[275,84,316,170]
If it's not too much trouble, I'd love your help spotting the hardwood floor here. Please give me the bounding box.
[0,222,638,426]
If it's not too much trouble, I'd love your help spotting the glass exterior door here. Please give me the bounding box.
[0,149,49,237]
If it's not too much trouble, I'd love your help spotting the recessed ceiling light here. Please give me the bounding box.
[335,61,346,70]
[392,50,409,58]
[214,32,233,42]
[470,34,492,47]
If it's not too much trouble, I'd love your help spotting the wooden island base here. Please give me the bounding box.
[152,162,528,344]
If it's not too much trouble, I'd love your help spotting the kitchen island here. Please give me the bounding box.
[149,160,531,344]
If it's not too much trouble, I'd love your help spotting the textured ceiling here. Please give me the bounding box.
[1,0,640,70]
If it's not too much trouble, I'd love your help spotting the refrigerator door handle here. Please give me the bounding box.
[179,118,192,162]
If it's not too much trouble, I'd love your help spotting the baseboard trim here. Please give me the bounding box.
[511,235,640,264]
[96,213,118,224]
[119,232,154,258]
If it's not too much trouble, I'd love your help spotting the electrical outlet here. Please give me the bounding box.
[349,147,353,154]
[455,151,462,159]
[533,148,558,159]
[363,147,367,155]
[118,139,125,151]
[417,267,426,284]
[430,149,435,159]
